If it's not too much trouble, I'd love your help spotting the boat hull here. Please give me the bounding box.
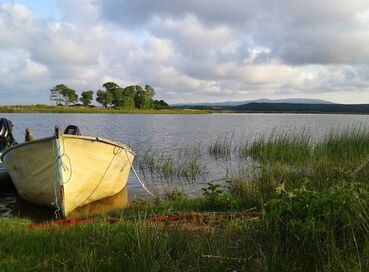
[1,135,134,217]
[0,163,10,183]
[0,152,10,184]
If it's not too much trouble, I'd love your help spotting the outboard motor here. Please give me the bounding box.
[64,125,81,136]
[0,118,17,151]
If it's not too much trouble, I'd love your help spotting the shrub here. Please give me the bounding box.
[263,182,369,271]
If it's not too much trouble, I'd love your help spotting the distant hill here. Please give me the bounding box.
[232,103,369,114]
[173,98,334,107]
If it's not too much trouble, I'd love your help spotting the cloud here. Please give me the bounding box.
[56,0,99,24]
[0,1,369,104]
[98,0,253,28]
[99,0,369,65]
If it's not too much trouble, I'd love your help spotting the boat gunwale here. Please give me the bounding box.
[0,135,134,160]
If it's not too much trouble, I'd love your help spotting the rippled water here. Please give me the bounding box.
[1,113,369,219]
[1,113,369,194]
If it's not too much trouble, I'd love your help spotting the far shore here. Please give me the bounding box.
[2,104,369,115]
[0,105,212,114]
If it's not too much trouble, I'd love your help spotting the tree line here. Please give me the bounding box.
[50,82,169,109]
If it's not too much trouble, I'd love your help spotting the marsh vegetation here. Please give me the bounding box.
[1,125,369,271]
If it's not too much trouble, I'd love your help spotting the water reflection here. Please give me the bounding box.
[1,113,369,195]
[0,185,129,222]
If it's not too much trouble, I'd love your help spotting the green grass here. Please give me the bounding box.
[0,105,210,114]
[208,135,233,159]
[263,182,369,271]
[137,148,207,182]
[233,126,369,202]
[0,201,263,271]
[239,131,312,164]
[1,181,368,271]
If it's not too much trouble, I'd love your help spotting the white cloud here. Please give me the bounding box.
[0,1,369,104]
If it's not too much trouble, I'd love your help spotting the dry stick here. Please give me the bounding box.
[202,254,251,262]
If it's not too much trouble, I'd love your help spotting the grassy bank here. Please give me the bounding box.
[0,105,211,114]
[1,127,369,271]
[0,182,368,271]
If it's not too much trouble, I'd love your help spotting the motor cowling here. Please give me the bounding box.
[64,125,81,136]
[0,118,17,151]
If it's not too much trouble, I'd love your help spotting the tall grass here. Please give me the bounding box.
[208,134,233,159]
[0,215,263,271]
[314,125,369,163]
[228,125,369,209]
[239,131,312,164]
[137,147,207,182]
[1,180,368,271]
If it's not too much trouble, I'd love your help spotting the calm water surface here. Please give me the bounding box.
[1,113,369,198]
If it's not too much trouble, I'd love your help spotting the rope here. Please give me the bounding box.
[59,136,72,184]
[352,155,369,176]
[150,212,261,222]
[123,148,156,199]
[78,147,121,207]
[26,211,261,230]
[52,138,61,219]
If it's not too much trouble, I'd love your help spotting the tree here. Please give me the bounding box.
[103,82,120,91]
[96,90,113,108]
[80,90,94,106]
[154,99,169,109]
[60,88,78,105]
[50,84,78,105]
[119,86,136,109]
[50,84,66,105]
[102,82,123,107]
[134,85,155,109]
[145,85,155,97]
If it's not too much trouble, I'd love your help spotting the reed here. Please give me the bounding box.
[227,125,369,211]
[313,125,369,163]
[239,131,312,164]
[208,134,233,159]
[137,148,207,182]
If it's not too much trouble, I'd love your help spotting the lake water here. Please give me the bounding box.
[1,113,369,199]
[0,113,369,218]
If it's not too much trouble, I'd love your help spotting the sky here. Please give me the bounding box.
[0,0,369,104]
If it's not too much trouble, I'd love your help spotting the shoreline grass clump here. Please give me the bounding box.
[313,125,369,163]
[137,148,207,182]
[222,125,369,221]
[239,131,312,164]
[208,135,233,159]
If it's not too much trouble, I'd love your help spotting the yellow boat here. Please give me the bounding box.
[1,127,134,218]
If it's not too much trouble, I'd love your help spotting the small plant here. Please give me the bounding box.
[163,189,188,201]
[201,183,235,209]
[202,183,223,201]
